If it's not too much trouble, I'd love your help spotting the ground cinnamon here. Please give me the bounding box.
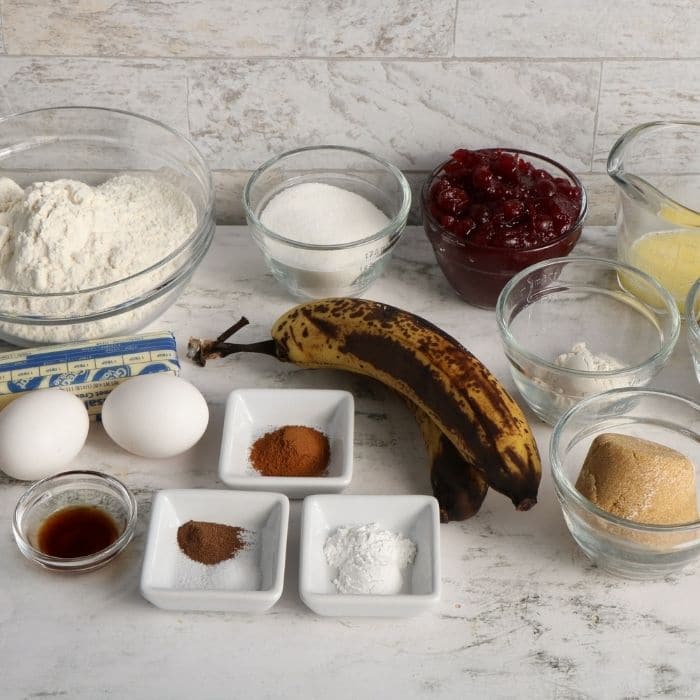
[250,425,330,477]
[177,520,247,565]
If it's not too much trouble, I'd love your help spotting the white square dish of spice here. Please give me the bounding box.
[299,494,441,617]
[218,388,354,498]
[140,489,289,612]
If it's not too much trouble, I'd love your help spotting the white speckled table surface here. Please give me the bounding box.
[1,226,698,700]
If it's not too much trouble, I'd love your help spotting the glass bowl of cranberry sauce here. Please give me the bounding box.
[421,148,587,309]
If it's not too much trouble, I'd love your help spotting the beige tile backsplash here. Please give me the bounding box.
[0,1,697,224]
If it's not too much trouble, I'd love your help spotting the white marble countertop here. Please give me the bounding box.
[2,226,698,700]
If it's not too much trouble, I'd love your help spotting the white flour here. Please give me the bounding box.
[0,174,197,343]
[323,523,417,595]
[0,175,196,293]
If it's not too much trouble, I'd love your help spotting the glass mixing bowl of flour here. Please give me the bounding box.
[0,107,215,345]
[243,145,411,298]
[496,256,680,425]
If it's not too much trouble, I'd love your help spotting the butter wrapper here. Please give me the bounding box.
[0,331,180,418]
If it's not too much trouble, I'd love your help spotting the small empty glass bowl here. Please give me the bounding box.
[243,145,411,299]
[497,256,680,425]
[13,470,137,572]
[686,278,700,384]
[550,388,700,579]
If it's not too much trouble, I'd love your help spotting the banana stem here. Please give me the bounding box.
[187,316,277,366]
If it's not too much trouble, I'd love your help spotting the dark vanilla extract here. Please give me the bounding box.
[37,505,120,558]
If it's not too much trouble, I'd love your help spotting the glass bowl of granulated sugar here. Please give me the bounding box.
[0,107,215,346]
[243,145,411,299]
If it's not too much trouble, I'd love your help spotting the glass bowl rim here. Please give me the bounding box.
[0,105,215,299]
[419,147,588,252]
[549,387,700,534]
[242,144,412,251]
[495,255,681,377]
[686,277,700,342]
[12,468,138,568]
[606,119,700,219]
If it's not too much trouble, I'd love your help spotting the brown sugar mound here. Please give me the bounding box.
[250,425,330,477]
[575,433,698,525]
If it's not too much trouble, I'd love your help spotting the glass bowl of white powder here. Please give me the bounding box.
[243,145,411,298]
[496,256,680,425]
[0,106,215,345]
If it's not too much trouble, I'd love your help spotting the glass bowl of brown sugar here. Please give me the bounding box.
[217,388,354,498]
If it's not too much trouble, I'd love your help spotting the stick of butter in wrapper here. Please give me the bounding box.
[0,331,179,419]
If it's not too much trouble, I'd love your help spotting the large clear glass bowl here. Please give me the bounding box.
[550,389,700,579]
[497,256,680,425]
[243,145,411,299]
[0,107,215,346]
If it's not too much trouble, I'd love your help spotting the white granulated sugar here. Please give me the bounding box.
[259,182,392,295]
[323,522,417,595]
[0,174,196,293]
[260,182,389,245]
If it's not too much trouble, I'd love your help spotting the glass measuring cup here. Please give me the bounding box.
[607,121,700,312]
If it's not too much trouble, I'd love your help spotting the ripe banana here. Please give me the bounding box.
[408,399,488,523]
[188,297,541,510]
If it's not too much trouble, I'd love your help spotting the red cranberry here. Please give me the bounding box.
[469,203,491,225]
[535,179,557,198]
[492,152,519,181]
[436,184,471,215]
[533,215,554,235]
[453,217,476,238]
[553,210,574,234]
[501,199,525,222]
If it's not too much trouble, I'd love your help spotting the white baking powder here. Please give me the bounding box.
[0,174,197,342]
[323,523,417,595]
[553,341,625,394]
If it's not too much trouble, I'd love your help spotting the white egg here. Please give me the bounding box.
[102,374,209,458]
[0,388,89,481]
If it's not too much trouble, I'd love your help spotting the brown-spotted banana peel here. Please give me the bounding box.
[188,298,541,512]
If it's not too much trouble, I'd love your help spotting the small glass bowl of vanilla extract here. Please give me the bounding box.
[13,470,137,572]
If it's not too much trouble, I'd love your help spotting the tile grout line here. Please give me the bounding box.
[2,53,700,63]
[0,0,6,55]
[451,0,459,59]
[590,62,605,173]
